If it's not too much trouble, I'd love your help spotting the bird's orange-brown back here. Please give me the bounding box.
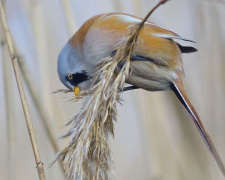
[70,13,182,70]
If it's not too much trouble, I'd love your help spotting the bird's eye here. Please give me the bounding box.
[67,73,73,80]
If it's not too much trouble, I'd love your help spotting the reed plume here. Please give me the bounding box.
[53,1,170,179]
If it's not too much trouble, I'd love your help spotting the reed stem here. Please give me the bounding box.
[0,1,46,179]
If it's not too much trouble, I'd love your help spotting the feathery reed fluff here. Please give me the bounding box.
[54,26,140,180]
[53,1,170,179]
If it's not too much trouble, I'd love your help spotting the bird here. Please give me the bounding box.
[57,13,225,175]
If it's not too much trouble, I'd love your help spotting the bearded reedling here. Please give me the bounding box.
[57,13,225,176]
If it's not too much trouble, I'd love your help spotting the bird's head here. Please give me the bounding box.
[57,42,89,96]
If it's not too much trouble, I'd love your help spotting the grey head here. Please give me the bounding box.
[57,42,89,90]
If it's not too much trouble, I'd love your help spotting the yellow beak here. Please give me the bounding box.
[74,86,80,97]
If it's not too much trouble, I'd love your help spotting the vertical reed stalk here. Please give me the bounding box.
[0,1,46,179]
[1,27,16,180]
[29,1,55,121]
[61,0,77,35]
[112,0,122,11]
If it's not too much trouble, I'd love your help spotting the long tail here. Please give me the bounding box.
[170,79,225,176]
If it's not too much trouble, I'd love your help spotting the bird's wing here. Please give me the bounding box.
[80,13,187,85]
[70,13,196,67]
[98,13,196,67]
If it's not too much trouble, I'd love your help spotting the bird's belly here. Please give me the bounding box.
[126,75,171,91]
[126,61,178,91]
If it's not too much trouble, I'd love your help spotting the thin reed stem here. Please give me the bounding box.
[0,1,46,179]
[1,28,16,180]
[60,0,77,35]
[139,0,170,29]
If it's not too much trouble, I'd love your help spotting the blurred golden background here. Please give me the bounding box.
[0,0,225,179]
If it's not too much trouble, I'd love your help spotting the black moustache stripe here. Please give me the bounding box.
[66,70,89,86]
